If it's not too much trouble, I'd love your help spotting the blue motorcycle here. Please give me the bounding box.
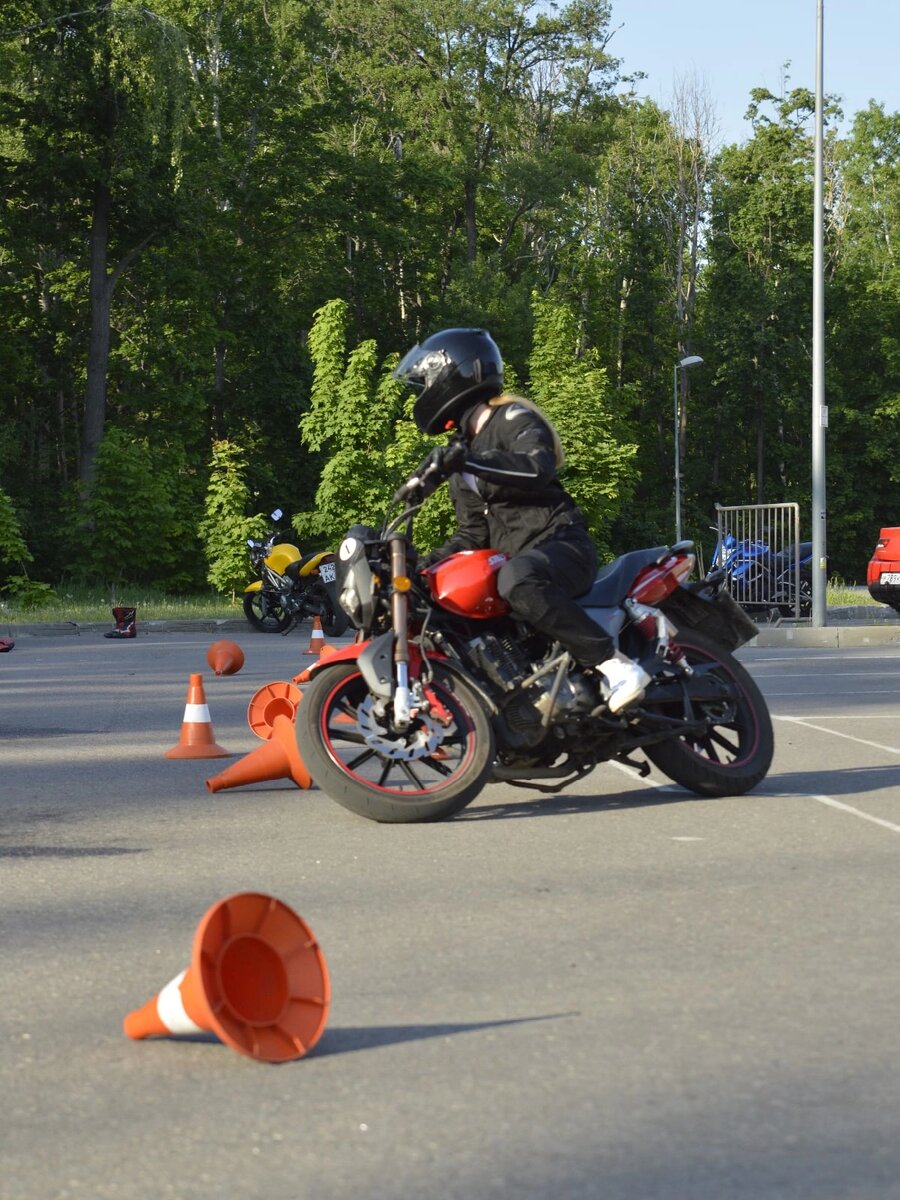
[711,530,813,617]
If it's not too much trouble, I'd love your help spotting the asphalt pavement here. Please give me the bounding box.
[2,625,900,1200]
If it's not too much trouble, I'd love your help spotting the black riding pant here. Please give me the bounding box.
[496,528,613,664]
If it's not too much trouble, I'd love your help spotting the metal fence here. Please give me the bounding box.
[713,502,811,620]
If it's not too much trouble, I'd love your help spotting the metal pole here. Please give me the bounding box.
[674,364,682,543]
[811,0,827,626]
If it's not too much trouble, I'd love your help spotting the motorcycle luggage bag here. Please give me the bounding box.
[661,585,759,652]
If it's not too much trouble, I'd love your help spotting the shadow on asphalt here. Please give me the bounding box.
[310,1012,578,1058]
[760,763,900,797]
[456,785,693,821]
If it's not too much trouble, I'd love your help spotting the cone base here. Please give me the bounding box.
[165,742,233,759]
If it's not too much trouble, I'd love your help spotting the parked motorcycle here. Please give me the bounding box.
[243,508,349,636]
[711,529,813,617]
[293,456,773,823]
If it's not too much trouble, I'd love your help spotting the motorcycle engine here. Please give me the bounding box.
[467,632,597,749]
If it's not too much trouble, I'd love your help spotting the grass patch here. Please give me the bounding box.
[0,585,240,625]
[0,578,882,627]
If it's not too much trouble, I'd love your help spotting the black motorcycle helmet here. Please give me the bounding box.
[393,328,504,435]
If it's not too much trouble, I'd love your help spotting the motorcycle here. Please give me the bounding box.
[711,529,813,617]
[243,508,349,636]
[293,457,773,823]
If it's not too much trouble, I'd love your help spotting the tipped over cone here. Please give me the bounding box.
[206,713,311,792]
[123,891,330,1062]
[207,639,245,676]
[165,674,232,759]
[247,681,302,740]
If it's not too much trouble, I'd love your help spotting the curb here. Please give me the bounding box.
[5,618,250,638]
[7,611,900,648]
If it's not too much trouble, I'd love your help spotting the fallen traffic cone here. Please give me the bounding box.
[165,673,233,759]
[122,891,330,1062]
[207,639,245,677]
[206,713,311,792]
[303,616,327,656]
[247,681,302,740]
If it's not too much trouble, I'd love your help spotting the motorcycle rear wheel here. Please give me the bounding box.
[295,661,495,823]
[243,591,292,633]
[643,628,773,796]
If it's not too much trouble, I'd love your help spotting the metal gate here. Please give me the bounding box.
[713,503,810,620]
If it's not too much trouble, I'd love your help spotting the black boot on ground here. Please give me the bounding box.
[104,606,137,639]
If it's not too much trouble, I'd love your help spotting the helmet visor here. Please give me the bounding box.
[393,343,453,395]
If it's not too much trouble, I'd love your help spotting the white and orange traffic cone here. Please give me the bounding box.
[205,713,312,792]
[164,673,232,759]
[123,891,330,1062]
[206,639,245,677]
[303,616,327,656]
[247,681,302,740]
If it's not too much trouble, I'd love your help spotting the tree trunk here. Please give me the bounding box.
[465,178,477,263]
[80,179,113,487]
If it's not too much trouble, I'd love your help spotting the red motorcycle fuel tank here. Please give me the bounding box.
[425,549,510,618]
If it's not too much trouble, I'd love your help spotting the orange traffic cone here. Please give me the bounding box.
[303,616,327,656]
[123,891,330,1062]
[207,639,245,676]
[165,674,232,759]
[206,713,312,792]
[247,681,302,740]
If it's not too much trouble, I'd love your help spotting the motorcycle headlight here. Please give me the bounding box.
[340,584,362,623]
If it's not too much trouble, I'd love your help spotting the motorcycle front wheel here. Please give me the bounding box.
[242,590,292,633]
[295,661,495,822]
[642,628,773,796]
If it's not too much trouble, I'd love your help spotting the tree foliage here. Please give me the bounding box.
[0,3,897,588]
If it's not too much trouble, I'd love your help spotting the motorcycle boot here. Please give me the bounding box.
[104,606,137,639]
[596,652,651,715]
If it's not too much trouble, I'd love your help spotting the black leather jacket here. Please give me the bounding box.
[432,400,588,560]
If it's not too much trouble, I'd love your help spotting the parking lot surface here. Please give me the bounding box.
[2,630,899,1200]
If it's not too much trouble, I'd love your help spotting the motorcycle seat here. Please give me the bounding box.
[773,541,812,566]
[577,546,668,607]
[285,550,325,580]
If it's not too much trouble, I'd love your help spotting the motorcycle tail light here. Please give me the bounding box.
[631,554,696,604]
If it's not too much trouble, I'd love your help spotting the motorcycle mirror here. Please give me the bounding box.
[271,508,283,521]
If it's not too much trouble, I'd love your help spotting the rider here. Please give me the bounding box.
[393,327,650,714]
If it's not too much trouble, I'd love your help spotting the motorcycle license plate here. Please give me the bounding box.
[319,562,336,583]
[880,572,900,585]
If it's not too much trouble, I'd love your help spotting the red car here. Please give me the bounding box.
[867,528,900,612]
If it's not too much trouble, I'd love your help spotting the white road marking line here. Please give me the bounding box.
[807,794,900,836]
[607,759,678,790]
[609,748,900,838]
[773,715,900,755]
[766,690,900,696]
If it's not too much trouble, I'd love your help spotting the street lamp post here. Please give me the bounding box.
[674,354,703,543]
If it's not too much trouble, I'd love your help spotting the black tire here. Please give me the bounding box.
[308,582,349,637]
[243,590,292,633]
[642,627,773,796]
[295,661,495,822]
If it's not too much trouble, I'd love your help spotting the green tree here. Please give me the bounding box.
[0,485,31,582]
[528,292,638,556]
[199,440,265,596]
[298,299,406,545]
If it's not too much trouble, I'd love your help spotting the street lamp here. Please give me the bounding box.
[674,354,703,543]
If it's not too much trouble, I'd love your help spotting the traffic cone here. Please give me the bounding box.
[165,674,233,759]
[207,639,245,677]
[247,681,302,740]
[303,616,327,655]
[122,891,330,1063]
[206,713,312,792]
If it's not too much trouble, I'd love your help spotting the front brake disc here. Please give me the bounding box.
[356,695,444,761]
